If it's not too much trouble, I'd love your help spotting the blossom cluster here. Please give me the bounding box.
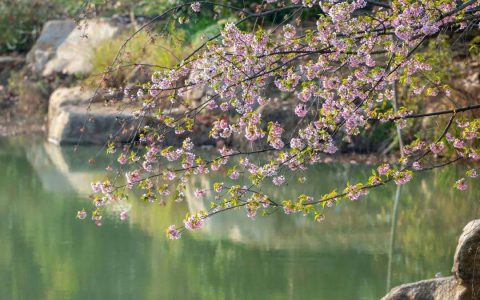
[78,0,480,239]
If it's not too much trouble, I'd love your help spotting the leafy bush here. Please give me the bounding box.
[0,0,258,54]
[6,71,49,115]
[0,0,184,54]
[0,0,86,53]
[0,0,47,53]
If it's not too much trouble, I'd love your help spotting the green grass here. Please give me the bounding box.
[86,30,193,88]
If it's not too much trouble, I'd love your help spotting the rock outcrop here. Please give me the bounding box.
[27,19,127,76]
[453,219,480,291]
[382,220,480,300]
[26,20,76,75]
[48,87,141,145]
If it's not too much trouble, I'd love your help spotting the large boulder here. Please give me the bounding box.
[382,219,480,300]
[453,220,480,283]
[381,277,466,300]
[26,20,76,74]
[48,87,142,145]
[27,19,127,76]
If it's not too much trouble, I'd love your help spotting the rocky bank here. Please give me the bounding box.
[383,219,480,300]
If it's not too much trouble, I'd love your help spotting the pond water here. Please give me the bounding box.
[0,137,479,300]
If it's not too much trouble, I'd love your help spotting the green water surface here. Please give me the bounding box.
[0,137,478,300]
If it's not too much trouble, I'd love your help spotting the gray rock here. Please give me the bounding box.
[381,277,463,300]
[383,219,480,300]
[183,83,209,103]
[26,20,76,74]
[462,72,480,95]
[48,87,142,144]
[0,56,26,66]
[48,87,95,124]
[28,19,127,76]
[452,219,480,283]
[182,71,215,105]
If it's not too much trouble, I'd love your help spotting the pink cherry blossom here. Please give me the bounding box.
[119,210,128,221]
[184,215,204,230]
[273,175,285,186]
[455,178,467,191]
[430,142,445,154]
[190,2,201,12]
[377,164,390,176]
[76,210,87,220]
[166,225,181,239]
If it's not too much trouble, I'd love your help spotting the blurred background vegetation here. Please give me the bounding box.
[0,0,320,55]
[0,0,84,53]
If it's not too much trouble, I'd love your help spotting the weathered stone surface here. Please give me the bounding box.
[0,56,25,65]
[48,87,95,123]
[26,20,76,74]
[48,87,141,144]
[183,83,210,104]
[182,71,215,105]
[453,219,480,283]
[381,277,462,300]
[383,219,480,300]
[28,19,127,76]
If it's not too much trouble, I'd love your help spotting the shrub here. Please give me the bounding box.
[0,0,86,54]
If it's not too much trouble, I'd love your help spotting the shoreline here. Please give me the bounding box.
[0,125,401,166]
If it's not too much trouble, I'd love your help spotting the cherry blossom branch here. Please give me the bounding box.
[304,156,463,207]
[396,103,480,120]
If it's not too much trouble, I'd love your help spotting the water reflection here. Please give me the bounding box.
[0,137,478,299]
